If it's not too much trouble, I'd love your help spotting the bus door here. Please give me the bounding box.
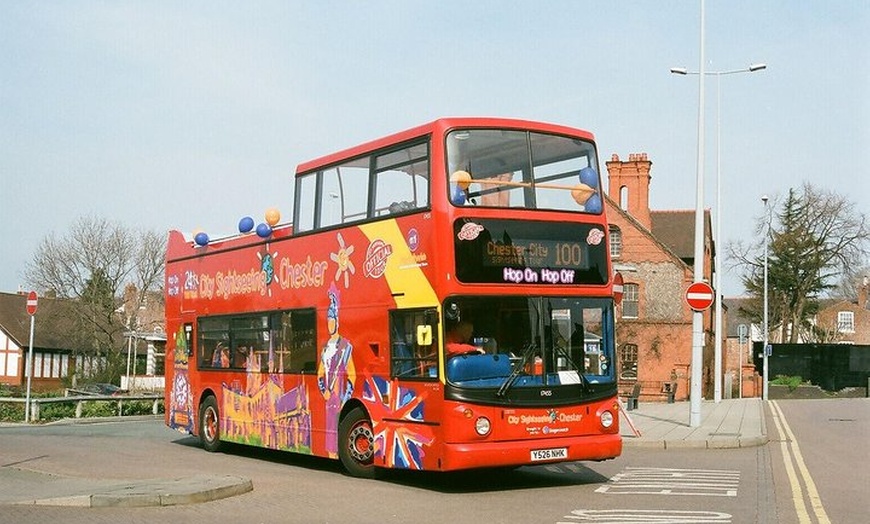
[389,308,439,380]
[387,307,442,422]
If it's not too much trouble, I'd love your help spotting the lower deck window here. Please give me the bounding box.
[198,309,316,373]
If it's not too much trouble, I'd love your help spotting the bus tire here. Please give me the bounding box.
[199,395,222,453]
[338,407,377,478]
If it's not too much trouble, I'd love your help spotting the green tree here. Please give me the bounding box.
[729,183,868,343]
[24,216,166,384]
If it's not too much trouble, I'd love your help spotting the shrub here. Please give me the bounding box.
[0,402,25,422]
[771,375,804,391]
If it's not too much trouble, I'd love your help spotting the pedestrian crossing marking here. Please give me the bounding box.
[558,509,732,522]
[595,467,739,497]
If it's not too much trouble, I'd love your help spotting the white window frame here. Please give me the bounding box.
[609,226,622,259]
[837,311,855,333]
[622,283,639,319]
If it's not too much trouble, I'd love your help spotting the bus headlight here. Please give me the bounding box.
[600,410,614,428]
[475,416,492,436]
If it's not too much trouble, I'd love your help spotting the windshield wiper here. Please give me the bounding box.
[497,341,537,398]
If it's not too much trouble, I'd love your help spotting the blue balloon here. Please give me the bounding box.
[194,232,209,246]
[584,194,602,214]
[256,223,272,238]
[239,216,255,233]
[450,184,466,205]
[579,167,599,188]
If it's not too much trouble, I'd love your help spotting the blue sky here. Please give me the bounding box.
[1,1,868,297]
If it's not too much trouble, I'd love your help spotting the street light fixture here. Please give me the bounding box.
[670,62,767,403]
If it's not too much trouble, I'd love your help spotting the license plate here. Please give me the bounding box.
[530,447,568,462]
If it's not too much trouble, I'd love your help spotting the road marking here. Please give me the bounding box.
[769,400,831,524]
[558,509,732,522]
[595,467,739,496]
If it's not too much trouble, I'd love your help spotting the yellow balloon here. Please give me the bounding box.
[450,170,472,191]
[265,208,281,226]
[571,184,594,205]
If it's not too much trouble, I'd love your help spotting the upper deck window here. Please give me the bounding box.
[294,140,430,233]
[446,129,602,213]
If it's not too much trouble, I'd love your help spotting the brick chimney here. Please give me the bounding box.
[606,153,653,230]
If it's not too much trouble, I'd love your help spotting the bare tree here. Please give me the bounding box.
[24,216,166,382]
[728,183,869,343]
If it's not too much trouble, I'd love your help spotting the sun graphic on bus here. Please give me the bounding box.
[257,245,280,296]
[330,233,355,288]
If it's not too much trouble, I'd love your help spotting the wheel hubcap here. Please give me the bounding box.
[348,422,374,462]
[204,407,217,441]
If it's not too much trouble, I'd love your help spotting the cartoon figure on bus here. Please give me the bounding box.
[317,284,356,457]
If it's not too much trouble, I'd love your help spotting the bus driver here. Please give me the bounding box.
[445,320,484,358]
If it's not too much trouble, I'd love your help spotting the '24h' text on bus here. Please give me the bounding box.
[164,117,622,478]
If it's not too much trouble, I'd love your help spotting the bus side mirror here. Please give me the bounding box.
[417,324,432,346]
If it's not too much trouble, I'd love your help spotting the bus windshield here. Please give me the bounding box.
[442,296,615,391]
[446,129,602,213]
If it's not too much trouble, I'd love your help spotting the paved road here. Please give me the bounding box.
[766,398,870,524]
[1,415,780,524]
[3,399,864,523]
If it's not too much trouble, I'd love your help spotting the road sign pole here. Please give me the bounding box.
[25,314,35,423]
[24,291,38,423]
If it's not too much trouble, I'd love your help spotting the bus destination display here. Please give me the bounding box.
[454,218,608,285]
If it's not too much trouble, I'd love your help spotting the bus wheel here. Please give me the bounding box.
[199,395,222,452]
[338,407,377,478]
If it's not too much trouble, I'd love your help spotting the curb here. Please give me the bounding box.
[621,432,770,450]
[16,475,252,508]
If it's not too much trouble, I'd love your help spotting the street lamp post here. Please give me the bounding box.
[670,62,766,403]
[762,195,770,400]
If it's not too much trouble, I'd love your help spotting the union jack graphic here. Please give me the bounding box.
[363,376,434,469]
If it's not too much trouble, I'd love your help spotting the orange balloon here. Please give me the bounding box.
[265,208,281,226]
[450,170,472,191]
[571,184,594,205]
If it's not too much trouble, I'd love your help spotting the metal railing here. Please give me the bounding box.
[0,393,162,423]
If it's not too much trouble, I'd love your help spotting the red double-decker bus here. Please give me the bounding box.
[164,117,622,477]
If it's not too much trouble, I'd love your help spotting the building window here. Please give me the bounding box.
[622,283,639,318]
[609,226,622,259]
[619,343,638,380]
[837,311,855,333]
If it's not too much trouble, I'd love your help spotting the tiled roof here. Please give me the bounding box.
[650,210,712,260]
[723,297,756,337]
[0,292,79,352]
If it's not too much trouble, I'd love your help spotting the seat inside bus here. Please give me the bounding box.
[446,353,512,384]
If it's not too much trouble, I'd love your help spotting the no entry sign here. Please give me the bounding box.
[25,291,38,316]
[685,282,714,311]
[612,272,624,305]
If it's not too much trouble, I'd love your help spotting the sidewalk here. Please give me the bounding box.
[0,469,252,508]
[619,397,768,449]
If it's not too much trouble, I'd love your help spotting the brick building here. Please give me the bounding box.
[605,153,721,402]
[814,277,870,344]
